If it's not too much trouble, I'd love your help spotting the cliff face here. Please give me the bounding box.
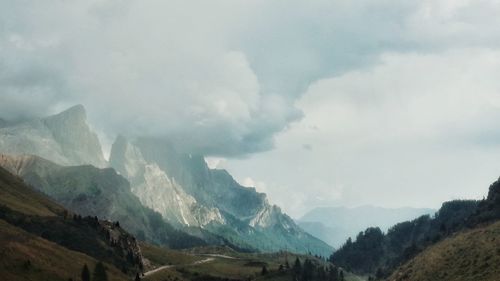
[110,137,333,255]
[0,105,332,255]
[100,219,144,268]
[109,136,224,228]
[0,105,107,168]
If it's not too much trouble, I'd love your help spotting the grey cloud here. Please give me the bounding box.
[2,1,500,157]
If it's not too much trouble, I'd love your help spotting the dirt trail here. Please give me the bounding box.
[143,257,214,277]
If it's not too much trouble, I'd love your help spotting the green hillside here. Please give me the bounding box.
[389,221,500,281]
[0,154,206,249]
[0,166,141,279]
[0,218,128,281]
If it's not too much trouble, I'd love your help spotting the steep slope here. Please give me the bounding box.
[298,221,343,248]
[467,177,500,225]
[109,136,223,227]
[0,219,129,281]
[331,200,479,276]
[0,166,141,279]
[0,154,206,250]
[0,105,107,167]
[110,137,332,256]
[299,206,434,248]
[392,178,500,279]
[388,221,500,281]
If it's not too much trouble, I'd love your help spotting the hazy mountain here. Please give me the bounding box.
[0,105,107,168]
[331,200,482,276]
[0,105,331,255]
[299,205,434,247]
[110,136,332,255]
[388,181,500,281]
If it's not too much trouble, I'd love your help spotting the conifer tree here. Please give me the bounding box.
[261,265,268,275]
[93,261,108,281]
[81,264,90,281]
[293,257,302,275]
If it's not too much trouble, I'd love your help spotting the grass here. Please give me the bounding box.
[0,218,129,281]
[140,242,203,269]
[389,221,500,281]
[0,167,64,216]
[142,245,366,281]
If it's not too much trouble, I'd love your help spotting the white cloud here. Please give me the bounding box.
[225,48,500,216]
[3,0,500,215]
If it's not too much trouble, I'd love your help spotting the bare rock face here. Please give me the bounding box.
[100,220,144,268]
[110,136,224,227]
[110,136,333,256]
[0,105,107,168]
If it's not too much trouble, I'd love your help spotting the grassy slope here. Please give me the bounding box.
[0,166,64,217]
[0,166,137,280]
[389,221,500,281]
[0,218,128,281]
[142,245,364,281]
[140,242,203,269]
[0,154,206,249]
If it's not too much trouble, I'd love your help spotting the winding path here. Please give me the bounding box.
[143,257,215,277]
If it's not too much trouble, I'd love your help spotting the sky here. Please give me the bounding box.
[2,0,500,217]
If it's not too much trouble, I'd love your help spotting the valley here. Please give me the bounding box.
[3,2,500,280]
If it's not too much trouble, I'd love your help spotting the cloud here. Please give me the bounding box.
[0,1,301,156]
[224,47,500,215]
[2,0,500,159]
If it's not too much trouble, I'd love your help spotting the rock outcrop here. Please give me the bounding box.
[0,105,107,168]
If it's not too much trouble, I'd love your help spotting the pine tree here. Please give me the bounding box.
[93,261,108,281]
[81,264,90,281]
[293,257,302,274]
[339,270,345,281]
[293,257,302,280]
[261,265,268,275]
[301,259,313,281]
[135,273,141,281]
[327,265,338,281]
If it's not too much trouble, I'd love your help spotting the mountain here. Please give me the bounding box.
[330,200,479,276]
[331,178,500,278]
[297,221,344,249]
[467,177,500,225]
[0,105,107,168]
[0,153,206,249]
[299,206,434,248]
[110,136,333,256]
[388,180,500,281]
[0,105,331,255]
[388,221,500,281]
[0,166,139,280]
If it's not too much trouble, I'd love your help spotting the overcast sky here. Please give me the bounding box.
[2,0,500,217]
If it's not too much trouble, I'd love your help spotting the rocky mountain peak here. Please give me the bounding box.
[44,104,87,124]
[0,105,107,168]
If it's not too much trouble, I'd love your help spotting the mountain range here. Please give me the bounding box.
[0,105,332,256]
[299,206,434,248]
[330,177,500,279]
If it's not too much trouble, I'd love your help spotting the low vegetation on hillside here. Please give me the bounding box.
[389,221,500,281]
[142,246,362,281]
[0,167,142,279]
[331,200,479,277]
